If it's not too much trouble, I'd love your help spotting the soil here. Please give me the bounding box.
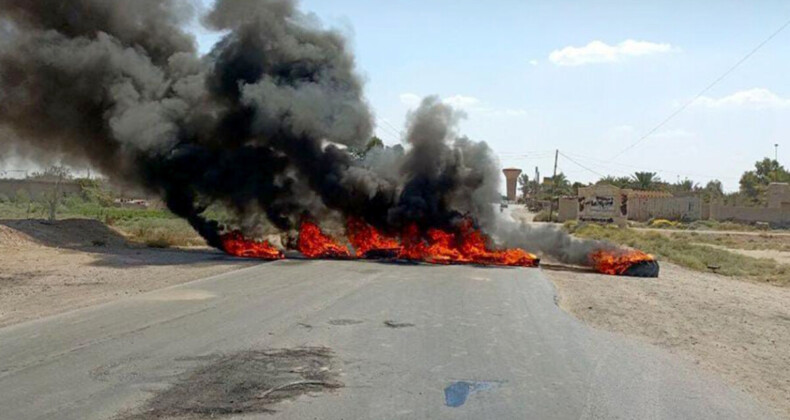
[544,262,790,419]
[0,219,254,327]
[119,347,341,419]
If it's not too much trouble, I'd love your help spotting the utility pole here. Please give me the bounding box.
[548,149,558,222]
[775,143,779,162]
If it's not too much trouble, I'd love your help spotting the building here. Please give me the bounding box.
[502,168,522,202]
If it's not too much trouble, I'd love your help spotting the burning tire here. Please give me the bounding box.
[621,259,660,278]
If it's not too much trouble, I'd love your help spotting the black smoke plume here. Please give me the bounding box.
[0,0,503,250]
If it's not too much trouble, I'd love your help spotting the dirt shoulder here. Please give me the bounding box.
[0,219,254,328]
[544,262,790,418]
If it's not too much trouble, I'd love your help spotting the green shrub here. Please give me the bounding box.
[648,219,678,229]
[14,189,30,204]
[533,210,558,222]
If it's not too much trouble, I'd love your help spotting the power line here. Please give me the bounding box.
[375,124,401,143]
[380,119,404,138]
[558,151,606,177]
[609,16,790,161]
[563,151,741,181]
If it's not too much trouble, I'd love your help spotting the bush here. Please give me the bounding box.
[0,193,9,203]
[145,237,172,248]
[14,189,30,204]
[648,219,678,229]
[562,220,579,231]
[533,210,558,222]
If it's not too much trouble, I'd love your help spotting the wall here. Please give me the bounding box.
[710,202,790,225]
[627,195,702,221]
[767,183,790,209]
[577,184,626,226]
[558,197,579,222]
[0,179,82,201]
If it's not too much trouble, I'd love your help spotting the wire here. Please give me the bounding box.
[558,151,606,177]
[608,16,790,161]
[381,119,404,138]
[563,151,741,181]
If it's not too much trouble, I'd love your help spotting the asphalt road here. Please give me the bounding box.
[0,260,775,419]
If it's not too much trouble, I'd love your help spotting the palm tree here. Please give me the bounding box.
[632,172,660,190]
[549,173,572,196]
[597,175,632,189]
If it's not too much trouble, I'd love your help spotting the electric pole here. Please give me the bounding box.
[548,149,558,222]
[775,143,779,162]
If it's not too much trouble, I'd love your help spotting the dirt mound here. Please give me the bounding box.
[0,219,130,250]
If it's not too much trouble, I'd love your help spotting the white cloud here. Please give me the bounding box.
[442,94,480,108]
[696,88,790,109]
[528,59,538,66]
[399,93,480,109]
[398,93,526,118]
[549,39,675,66]
[399,93,421,107]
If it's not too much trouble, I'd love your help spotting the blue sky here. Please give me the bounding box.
[193,0,790,192]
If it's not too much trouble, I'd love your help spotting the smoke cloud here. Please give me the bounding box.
[0,0,511,250]
[495,218,616,266]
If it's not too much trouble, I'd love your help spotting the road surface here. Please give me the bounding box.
[0,260,775,419]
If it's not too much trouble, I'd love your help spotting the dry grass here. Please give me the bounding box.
[570,223,790,285]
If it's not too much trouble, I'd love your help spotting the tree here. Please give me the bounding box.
[701,180,723,202]
[596,175,632,189]
[365,136,384,153]
[670,178,696,193]
[348,136,385,159]
[632,172,660,190]
[739,158,790,203]
[518,173,530,199]
[571,181,586,196]
[32,165,72,222]
[706,180,723,195]
[548,172,572,196]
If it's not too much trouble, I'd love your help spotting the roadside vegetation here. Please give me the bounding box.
[565,221,789,286]
[0,180,209,248]
[636,218,768,232]
[671,231,790,252]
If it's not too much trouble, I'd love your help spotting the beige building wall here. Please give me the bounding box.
[577,184,626,226]
[766,183,790,209]
[627,195,702,221]
[710,201,790,225]
[558,197,579,222]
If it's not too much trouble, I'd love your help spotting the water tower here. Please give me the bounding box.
[502,168,522,202]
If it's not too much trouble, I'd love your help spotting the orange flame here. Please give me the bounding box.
[399,221,539,267]
[298,220,351,258]
[346,217,401,257]
[219,219,538,268]
[220,231,284,260]
[590,249,655,275]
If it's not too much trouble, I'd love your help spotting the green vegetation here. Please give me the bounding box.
[635,218,766,232]
[0,181,212,248]
[568,223,789,285]
[670,231,790,253]
[739,158,790,205]
[532,209,558,222]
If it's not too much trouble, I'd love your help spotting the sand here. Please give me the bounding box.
[545,262,790,418]
[0,219,253,327]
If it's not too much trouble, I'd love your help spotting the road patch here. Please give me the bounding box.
[120,347,341,419]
